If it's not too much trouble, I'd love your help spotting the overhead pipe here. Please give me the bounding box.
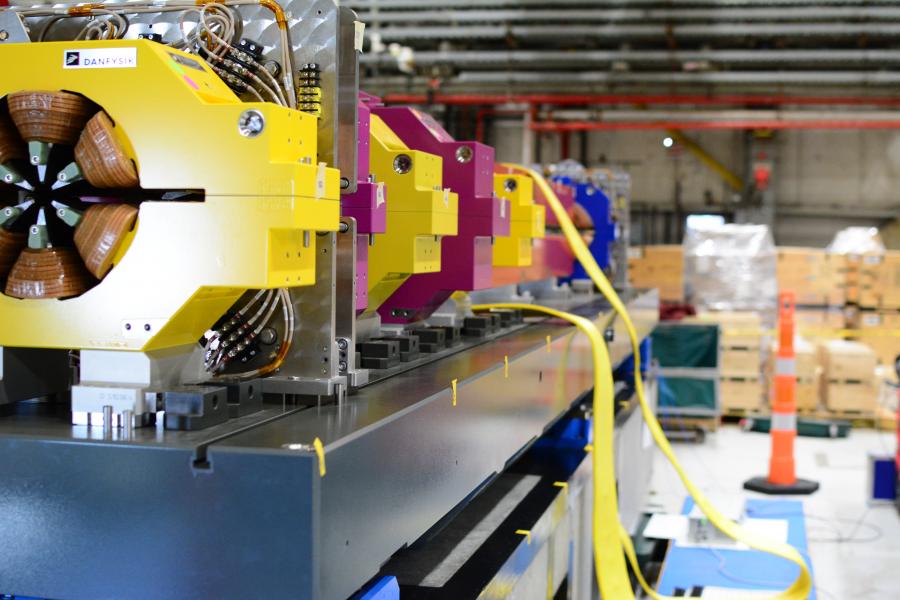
[349,0,900,7]
[371,23,900,41]
[361,48,900,68]
[530,119,900,131]
[382,93,900,108]
[353,6,900,24]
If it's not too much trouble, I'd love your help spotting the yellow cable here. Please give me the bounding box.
[502,163,813,600]
[472,302,635,600]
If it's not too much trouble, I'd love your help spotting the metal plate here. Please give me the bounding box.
[0,291,657,600]
[8,0,359,183]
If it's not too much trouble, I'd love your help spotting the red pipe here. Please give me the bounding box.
[530,119,900,131]
[383,93,900,108]
[475,108,527,142]
[560,130,571,159]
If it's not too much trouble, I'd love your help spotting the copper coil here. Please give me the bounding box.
[7,91,94,145]
[75,112,139,188]
[0,228,26,279]
[0,112,25,165]
[5,247,94,299]
[74,203,138,279]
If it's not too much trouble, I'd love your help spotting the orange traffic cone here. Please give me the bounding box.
[744,292,819,495]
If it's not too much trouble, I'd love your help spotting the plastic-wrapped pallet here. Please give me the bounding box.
[683,222,777,322]
[826,227,885,256]
[825,227,886,306]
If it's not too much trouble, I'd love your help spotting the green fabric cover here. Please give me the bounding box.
[651,324,719,368]
[658,377,716,411]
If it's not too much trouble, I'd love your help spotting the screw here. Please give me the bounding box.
[455,145,473,163]
[393,154,412,174]
[337,338,348,351]
[237,109,265,137]
[0,31,8,42]
[144,324,152,332]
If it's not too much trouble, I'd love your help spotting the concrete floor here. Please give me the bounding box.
[646,424,900,599]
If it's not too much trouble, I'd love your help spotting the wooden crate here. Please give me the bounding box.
[721,376,764,411]
[628,245,684,302]
[776,247,829,305]
[854,311,900,366]
[795,377,821,412]
[858,251,900,309]
[817,339,877,382]
[686,311,765,349]
[822,253,860,306]
[821,380,878,414]
[720,346,763,378]
[794,308,847,342]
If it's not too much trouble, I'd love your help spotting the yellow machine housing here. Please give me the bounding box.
[365,114,458,313]
[492,173,545,267]
[0,40,340,351]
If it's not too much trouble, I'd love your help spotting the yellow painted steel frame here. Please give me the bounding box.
[492,173,545,267]
[0,40,340,351]
[365,114,458,313]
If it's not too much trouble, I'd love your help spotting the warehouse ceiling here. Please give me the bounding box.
[349,0,900,94]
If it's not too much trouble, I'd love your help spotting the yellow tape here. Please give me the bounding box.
[515,529,533,544]
[451,378,458,406]
[474,301,633,599]
[312,437,326,477]
[504,354,509,378]
[504,163,813,600]
[553,481,569,495]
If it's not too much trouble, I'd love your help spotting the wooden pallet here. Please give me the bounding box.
[721,407,766,419]
[815,407,876,420]
[660,416,718,442]
[660,416,719,432]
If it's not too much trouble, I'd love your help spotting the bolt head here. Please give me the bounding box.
[393,154,412,174]
[238,109,265,137]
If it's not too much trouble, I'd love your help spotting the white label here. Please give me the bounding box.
[863,314,880,326]
[376,182,385,207]
[354,21,366,52]
[443,188,450,207]
[500,198,507,219]
[64,47,137,69]
[316,162,326,199]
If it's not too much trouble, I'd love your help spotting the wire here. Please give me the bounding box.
[503,163,813,600]
[744,505,885,544]
[219,288,294,379]
[17,1,297,107]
